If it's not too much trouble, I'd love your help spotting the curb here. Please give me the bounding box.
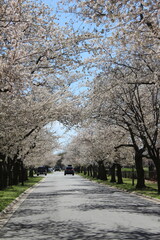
[0,178,45,230]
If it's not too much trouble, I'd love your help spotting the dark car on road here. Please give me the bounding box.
[54,166,61,171]
[64,166,74,175]
[36,167,47,176]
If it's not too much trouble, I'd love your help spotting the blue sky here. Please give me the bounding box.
[41,0,57,8]
[47,121,77,147]
[41,0,95,153]
[45,121,77,154]
[41,0,78,152]
[41,0,74,25]
[41,0,95,31]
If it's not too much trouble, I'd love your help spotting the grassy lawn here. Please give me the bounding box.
[0,176,43,212]
[79,173,160,200]
[122,167,148,172]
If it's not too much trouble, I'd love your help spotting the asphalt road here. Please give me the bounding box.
[0,172,160,240]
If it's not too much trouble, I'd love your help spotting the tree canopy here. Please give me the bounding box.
[1,0,160,192]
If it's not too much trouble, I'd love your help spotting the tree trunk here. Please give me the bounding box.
[0,153,6,189]
[154,161,160,194]
[116,164,123,184]
[20,161,24,186]
[89,165,93,177]
[87,166,90,176]
[97,161,107,180]
[110,164,116,182]
[135,152,146,189]
[93,164,97,178]
[7,157,13,186]
[24,168,28,181]
[13,161,20,185]
[3,163,8,188]
[131,166,135,186]
[0,161,3,190]
[29,168,34,177]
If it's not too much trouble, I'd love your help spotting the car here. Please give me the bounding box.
[64,166,74,175]
[54,166,61,171]
[36,167,47,176]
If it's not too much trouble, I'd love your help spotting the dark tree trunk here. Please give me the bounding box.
[24,168,28,181]
[135,152,146,189]
[20,161,24,186]
[89,165,93,177]
[154,161,160,194]
[0,161,3,190]
[110,164,116,182]
[127,125,146,189]
[145,144,160,194]
[132,166,135,186]
[29,168,34,177]
[97,161,107,180]
[156,168,160,194]
[87,166,90,176]
[0,153,8,189]
[116,164,123,184]
[3,163,8,189]
[93,164,98,178]
[7,157,13,186]
[13,161,20,185]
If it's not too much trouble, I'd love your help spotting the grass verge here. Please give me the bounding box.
[78,173,160,200]
[0,176,43,212]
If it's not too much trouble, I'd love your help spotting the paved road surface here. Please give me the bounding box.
[0,172,160,240]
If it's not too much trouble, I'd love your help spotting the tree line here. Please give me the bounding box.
[1,0,160,194]
[0,0,91,189]
[60,0,160,193]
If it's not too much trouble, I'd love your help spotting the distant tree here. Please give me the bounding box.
[64,123,134,182]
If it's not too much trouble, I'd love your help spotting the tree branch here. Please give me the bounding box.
[115,144,134,150]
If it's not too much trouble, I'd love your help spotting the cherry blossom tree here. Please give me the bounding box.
[0,0,96,188]
[58,0,159,78]
[58,0,160,192]
[23,128,59,168]
[84,67,160,189]
[64,123,134,181]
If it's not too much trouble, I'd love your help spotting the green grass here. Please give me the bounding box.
[0,176,43,212]
[79,173,160,200]
[122,167,148,172]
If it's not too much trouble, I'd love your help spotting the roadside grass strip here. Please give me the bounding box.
[79,173,160,201]
[0,176,43,212]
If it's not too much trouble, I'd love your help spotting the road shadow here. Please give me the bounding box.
[76,184,160,217]
[1,219,160,240]
[1,175,160,239]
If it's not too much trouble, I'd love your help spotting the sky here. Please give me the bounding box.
[40,0,96,153]
[41,0,78,152]
[41,0,57,9]
[41,0,73,25]
[46,121,77,151]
